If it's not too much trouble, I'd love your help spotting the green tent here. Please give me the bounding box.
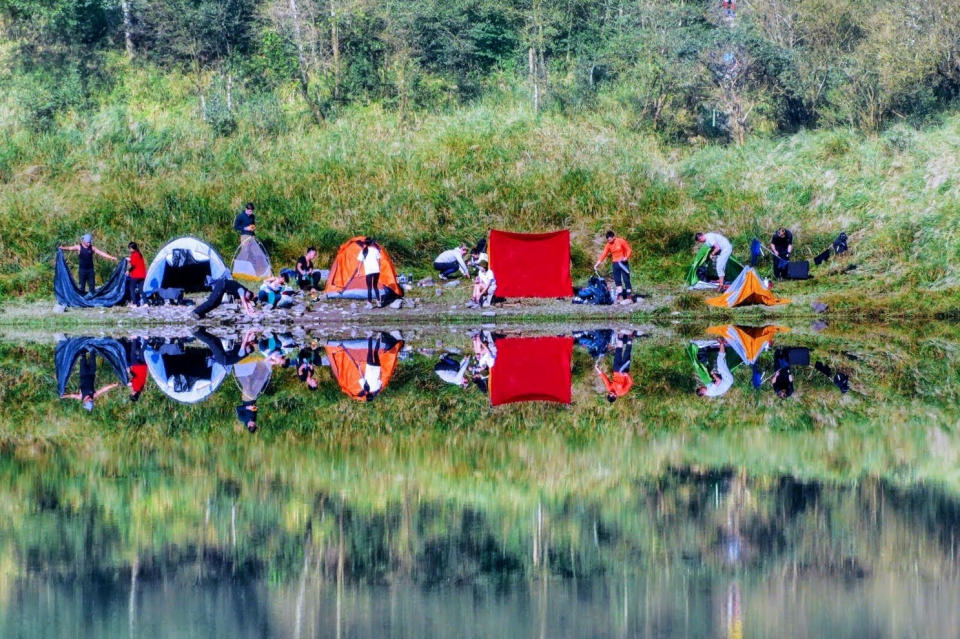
[685,244,744,288]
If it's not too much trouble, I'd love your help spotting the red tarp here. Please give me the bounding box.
[490,336,573,406]
[488,229,572,298]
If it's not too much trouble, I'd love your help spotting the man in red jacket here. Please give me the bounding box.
[126,242,147,306]
[595,230,634,304]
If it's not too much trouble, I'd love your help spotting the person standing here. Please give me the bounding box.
[695,232,734,291]
[234,202,256,237]
[769,227,793,279]
[433,245,470,279]
[594,230,634,304]
[126,242,147,306]
[357,237,381,308]
[60,233,117,294]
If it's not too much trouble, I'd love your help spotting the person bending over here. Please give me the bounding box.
[434,245,470,279]
[595,230,634,304]
[192,277,256,319]
[695,232,733,291]
[696,339,734,398]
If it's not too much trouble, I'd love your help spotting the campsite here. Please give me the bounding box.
[4,1,960,637]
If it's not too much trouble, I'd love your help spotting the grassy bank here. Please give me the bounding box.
[3,63,960,315]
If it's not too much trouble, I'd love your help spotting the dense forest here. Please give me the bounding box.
[4,0,960,140]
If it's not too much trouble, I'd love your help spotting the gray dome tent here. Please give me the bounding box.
[144,237,228,297]
[144,339,229,404]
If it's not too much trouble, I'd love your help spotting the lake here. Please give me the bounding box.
[1,320,959,638]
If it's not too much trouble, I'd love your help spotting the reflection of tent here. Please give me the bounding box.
[55,337,130,396]
[706,268,790,307]
[490,336,573,406]
[324,338,402,400]
[686,244,744,289]
[145,341,228,404]
[234,352,273,401]
[706,325,789,364]
[232,237,272,288]
[144,237,228,296]
[54,252,129,307]
[489,230,572,298]
[324,237,403,301]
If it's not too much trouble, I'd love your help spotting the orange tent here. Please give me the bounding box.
[705,268,790,308]
[324,337,403,400]
[706,325,789,363]
[324,237,403,301]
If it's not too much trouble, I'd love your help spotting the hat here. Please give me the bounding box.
[81,233,92,244]
[82,400,94,411]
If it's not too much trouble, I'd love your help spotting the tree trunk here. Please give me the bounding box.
[331,0,341,102]
[529,46,539,113]
[289,0,324,124]
[121,0,134,56]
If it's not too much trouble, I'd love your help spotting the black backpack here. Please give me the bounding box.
[833,233,848,255]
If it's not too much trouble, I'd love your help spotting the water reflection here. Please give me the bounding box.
[54,324,861,421]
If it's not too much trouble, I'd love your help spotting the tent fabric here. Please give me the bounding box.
[232,237,272,288]
[234,352,273,401]
[488,230,572,298]
[324,237,403,301]
[705,268,790,308]
[54,251,129,307]
[55,337,130,396]
[144,237,228,296]
[490,336,573,406]
[324,338,402,400]
[144,340,228,404]
[686,244,744,289]
[706,325,789,364]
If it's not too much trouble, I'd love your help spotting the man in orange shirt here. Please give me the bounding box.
[595,230,634,304]
[595,332,633,403]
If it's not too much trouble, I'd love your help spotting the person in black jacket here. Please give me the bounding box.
[60,233,118,294]
[769,228,793,279]
[234,202,256,237]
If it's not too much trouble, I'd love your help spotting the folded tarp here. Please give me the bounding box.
[55,337,130,396]
[489,230,572,298]
[54,251,129,307]
[490,336,573,406]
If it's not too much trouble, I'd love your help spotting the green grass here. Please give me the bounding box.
[3,63,960,314]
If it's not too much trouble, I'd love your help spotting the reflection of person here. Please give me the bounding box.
[124,337,148,401]
[236,401,258,433]
[771,349,794,398]
[60,233,118,294]
[695,232,733,291]
[595,332,633,402]
[60,351,119,411]
[194,328,257,367]
[435,353,471,388]
[697,339,734,397]
[359,335,384,401]
[595,230,634,304]
[472,332,497,371]
[358,237,382,308]
[234,202,256,236]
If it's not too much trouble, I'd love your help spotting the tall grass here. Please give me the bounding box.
[3,65,960,312]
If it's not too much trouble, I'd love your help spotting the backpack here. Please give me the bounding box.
[573,275,614,305]
[833,233,848,255]
[749,238,762,267]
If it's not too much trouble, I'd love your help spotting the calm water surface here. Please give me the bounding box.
[1,322,958,638]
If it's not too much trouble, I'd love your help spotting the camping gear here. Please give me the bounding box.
[749,238,763,267]
[833,233,848,255]
[144,339,229,404]
[706,325,789,365]
[813,249,831,266]
[705,268,790,308]
[488,230,573,298]
[815,361,850,393]
[777,347,810,367]
[55,337,130,396]
[144,237,228,297]
[785,261,811,280]
[686,244,744,289]
[574,330,614,357]
[54,251,129,308]
[489,336,573,406]
[324,237,403,301]
[324,336,403,400]
[232,237,272,287]
[686,342,713,386]
[573,275,614,305]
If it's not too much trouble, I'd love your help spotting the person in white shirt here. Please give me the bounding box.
[472,332,497,371]
[697,340,734,397]
[434,245,470,279]
[696,232,734,290]
[434,353,471,388]
[357,237,382,308]
[360,335,384,400]
[469,260,497,308]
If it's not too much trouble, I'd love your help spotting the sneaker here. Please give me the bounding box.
[364,302,373,309]
[438,273,448,280]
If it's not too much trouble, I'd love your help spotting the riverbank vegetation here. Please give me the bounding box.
[2,1,960,314]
